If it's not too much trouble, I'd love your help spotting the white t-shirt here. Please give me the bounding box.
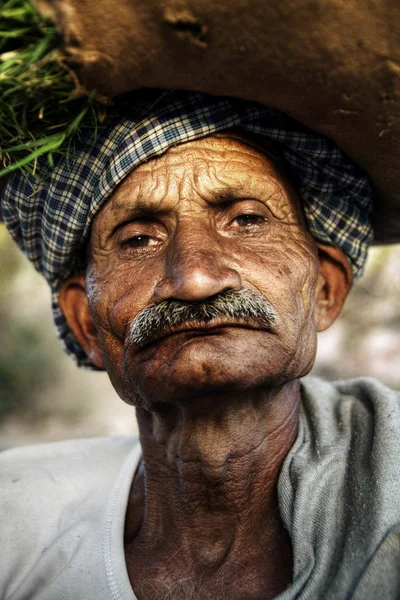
[1,377,400,600]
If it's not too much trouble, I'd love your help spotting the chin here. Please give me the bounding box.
[119,328,305,408]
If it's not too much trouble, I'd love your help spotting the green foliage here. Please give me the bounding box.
[0,0,107,178]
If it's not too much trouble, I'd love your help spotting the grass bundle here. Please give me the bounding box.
[0,0,107,178]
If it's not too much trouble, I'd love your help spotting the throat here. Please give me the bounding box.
[124,382,300,600]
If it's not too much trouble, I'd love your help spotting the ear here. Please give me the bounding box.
[314,243,353,332]
[58,275,105,368]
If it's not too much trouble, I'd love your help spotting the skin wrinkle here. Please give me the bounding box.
[151,395,296,469]
[107,142,298,226]
[59,135,352,600]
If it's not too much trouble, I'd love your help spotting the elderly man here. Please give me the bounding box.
[1,90,400,600]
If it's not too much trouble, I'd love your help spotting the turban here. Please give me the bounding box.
[0,89,373,367]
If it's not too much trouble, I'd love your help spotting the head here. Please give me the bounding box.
[1,89,372,391]
[58,135,353,408]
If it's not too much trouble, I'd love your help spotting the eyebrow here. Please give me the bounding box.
[206,187,251,205]
[114,200,171,219]
[106,182,278,240]
[111,185,251,215]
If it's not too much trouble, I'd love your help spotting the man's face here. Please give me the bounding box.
[86,136,321,407]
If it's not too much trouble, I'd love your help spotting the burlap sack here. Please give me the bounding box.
[34,0,400,242]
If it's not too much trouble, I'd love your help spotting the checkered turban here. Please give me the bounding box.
[1,89,373,367]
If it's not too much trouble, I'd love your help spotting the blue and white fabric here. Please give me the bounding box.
[0,89,373,366]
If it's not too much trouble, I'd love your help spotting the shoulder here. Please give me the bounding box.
[301,376,400,429]
[300,376,400,473]
[0,435,140,491]
[0,435,140,524]
[282,378,400,596]
[0,436,141,532]
[0,436,140,598]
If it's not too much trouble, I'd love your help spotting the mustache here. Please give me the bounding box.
[127,289,279,349]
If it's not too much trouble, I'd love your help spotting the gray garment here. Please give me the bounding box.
[1,377,400,599]
[278,377,400,599]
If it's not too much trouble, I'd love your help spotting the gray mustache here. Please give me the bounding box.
[128,289,279,348]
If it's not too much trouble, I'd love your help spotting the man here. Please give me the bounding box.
[1,90,399,600]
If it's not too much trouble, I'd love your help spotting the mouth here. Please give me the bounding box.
[133,320,272,350]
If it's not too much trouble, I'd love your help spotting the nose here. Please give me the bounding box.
[153,228,242,303]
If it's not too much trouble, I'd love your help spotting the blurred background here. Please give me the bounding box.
[1,224,399,447]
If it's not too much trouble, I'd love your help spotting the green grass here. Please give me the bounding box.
[0,0,108,178]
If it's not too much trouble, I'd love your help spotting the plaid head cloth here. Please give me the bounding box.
[1,89,373,367]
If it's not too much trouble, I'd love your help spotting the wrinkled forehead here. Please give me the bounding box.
[95,133,304,229]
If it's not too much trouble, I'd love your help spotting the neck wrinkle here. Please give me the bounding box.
[127,380,300,548]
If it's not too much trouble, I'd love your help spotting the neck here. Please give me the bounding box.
[125,380,300,600]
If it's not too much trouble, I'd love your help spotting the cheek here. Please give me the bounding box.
[85,261,160,394]
[233,232,319,372]
[284,248,319,344]
[233,231,318,319]
[277,240,319,372]
[87,257,160,338]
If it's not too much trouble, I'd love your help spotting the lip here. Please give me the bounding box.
[134,321,272,350]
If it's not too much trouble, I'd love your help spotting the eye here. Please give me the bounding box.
[233,214,266,227]
[120,234,158,249]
